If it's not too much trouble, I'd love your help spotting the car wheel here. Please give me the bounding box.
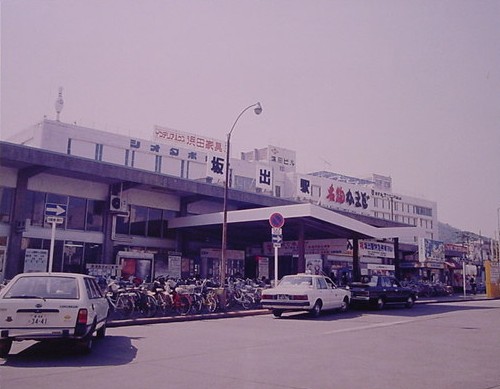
[405,296,415,308]
[310,301,322,318]
[375,297,385,310]
[272,309,283,318]
[96,322,107,339]
[0,339,13,358]
[78,335,93,354]
[339,297,349,313]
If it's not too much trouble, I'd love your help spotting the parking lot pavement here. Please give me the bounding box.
[107,293,496,328]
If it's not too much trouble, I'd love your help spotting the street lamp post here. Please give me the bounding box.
[220,102,262,289]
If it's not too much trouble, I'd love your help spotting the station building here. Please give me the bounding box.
[0,117,438,283]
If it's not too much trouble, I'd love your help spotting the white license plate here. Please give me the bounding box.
[277,294,289,300]
[28,313,48,325]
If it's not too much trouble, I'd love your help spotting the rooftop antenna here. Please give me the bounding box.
[55,87,64,121]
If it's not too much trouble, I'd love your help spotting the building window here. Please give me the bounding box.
[0,187,14,223]
[86,200,105,232]
[67,196,86,231]
[147,208,164,238]
[115,205,174,238]
[416,206,432,217]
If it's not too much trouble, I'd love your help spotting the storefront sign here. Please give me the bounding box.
[24,249,48,273]
[257,256,269,280]
[86,264,121,278]
[263,238,352,257]
[153,125,225,154]
[168,252,182,279]
[359,240,395,259]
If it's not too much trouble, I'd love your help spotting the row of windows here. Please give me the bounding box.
[21,237,170,274]
[0,187,176,239]
[115,206,175,238]
[374,198,433,217]
[373,212,433,229]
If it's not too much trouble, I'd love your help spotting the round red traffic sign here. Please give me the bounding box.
[269,212,285,228]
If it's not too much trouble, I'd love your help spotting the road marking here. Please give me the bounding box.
[323,317,428,335]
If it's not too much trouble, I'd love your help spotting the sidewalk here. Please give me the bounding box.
[416,292,492,304]
[107,293,497,328]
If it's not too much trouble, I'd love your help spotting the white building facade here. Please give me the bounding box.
[8,119,438,246]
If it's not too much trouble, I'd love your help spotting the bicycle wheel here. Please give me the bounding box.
[142,295,158,318]
[204,293,218,313]
[116,294,134,318]
[175,295,191,316]
[191,294,203,314]
[156,292,172,316]
[241,294,254,310]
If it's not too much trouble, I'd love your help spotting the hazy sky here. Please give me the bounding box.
[1,1,499,237]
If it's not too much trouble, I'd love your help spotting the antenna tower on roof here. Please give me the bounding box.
[55,87,64,121]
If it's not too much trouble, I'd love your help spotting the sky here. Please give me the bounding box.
[1,0,499,238]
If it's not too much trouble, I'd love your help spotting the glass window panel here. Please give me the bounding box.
[84,243,102,265]
[130,205,147,236]
[86,200,105,231]
[147,208,163,238]
[30,191,46,227]
[115,213,130,235]
[0,187,14,223]
[63,241,84,273]
[67,196,86,230]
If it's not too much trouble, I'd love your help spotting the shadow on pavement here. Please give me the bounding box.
[270,298,499,321]
[3,335,138,367]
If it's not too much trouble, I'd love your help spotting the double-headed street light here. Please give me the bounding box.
[220,102,262,288]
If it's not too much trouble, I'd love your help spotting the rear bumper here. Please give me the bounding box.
[0,325,92,341]
[261,301,311,309]
[351,296,370,302]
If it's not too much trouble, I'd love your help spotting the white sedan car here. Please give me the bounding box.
[261,273,351,318]
[0,272,109,357]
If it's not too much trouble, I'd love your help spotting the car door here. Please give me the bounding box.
[84,277,109,322]
[324,277,341,308]
[386,277,403,303]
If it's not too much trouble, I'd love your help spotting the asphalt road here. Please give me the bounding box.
[2,299,500,389]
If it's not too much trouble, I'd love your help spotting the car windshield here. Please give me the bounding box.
[278,276,313,288]
[360,275,378,287]
[3,276,79,299]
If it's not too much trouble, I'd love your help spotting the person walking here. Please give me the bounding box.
[470,276,477,295]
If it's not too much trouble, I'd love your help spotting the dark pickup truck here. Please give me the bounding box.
[349,275,417,309]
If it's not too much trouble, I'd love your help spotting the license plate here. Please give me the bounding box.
[28,313,48,325]
[278,294,289,300]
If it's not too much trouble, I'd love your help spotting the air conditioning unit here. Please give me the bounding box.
[110,195,128,213]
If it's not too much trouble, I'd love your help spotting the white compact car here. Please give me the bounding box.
[0,272,109,357]
[261,273,351,318]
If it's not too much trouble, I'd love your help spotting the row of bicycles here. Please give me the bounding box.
[103,276,267,320]
[400,280,454,297]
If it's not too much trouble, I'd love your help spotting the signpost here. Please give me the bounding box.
[269,212,285,286]
[45,203,66,272]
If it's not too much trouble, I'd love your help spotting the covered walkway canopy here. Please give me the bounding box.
[169,203,418,248]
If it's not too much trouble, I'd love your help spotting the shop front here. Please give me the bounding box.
[200,248,245,279]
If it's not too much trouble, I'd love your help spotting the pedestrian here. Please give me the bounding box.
[470,276,477,295]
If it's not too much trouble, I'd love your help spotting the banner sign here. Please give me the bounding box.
[263,239,352,257]
[359,240,395,259]
[153,125,225,154]
[419,238,445,262]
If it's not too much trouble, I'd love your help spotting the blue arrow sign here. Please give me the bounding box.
[45,203,67,217]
